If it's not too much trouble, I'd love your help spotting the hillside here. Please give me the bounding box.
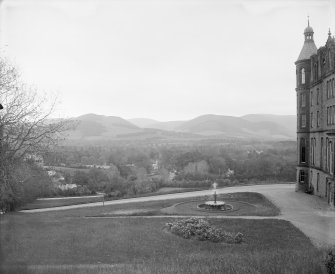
[242,114,296,135]
[128,118,160,128]
[176,114,295,139]
[146,120,186,131]
[63,113,296,142]
[65,113,140,140]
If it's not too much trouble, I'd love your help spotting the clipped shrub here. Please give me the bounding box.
[165,218,243,244]
[325,249,335,274]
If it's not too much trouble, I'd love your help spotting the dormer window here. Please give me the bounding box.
[301,68,305,84]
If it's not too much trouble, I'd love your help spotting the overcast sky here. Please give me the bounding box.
[1,0,334,121]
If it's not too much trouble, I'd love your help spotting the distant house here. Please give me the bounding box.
[152,160,159,170]
[24,154,44,167]
[226,169,234,178]
[58,184,77,190]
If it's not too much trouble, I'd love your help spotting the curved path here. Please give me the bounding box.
[20,183,335,247]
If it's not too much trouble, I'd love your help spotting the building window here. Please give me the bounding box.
[332,79,335,97]
[302,68,306,84]
[316,173,319,192]
[327,81,330,99]
[321,137,324,169]
[317,88,320,105]
[330,141,334,175]
[299,170,305,183]
[310,112,314,128]
[311,138,314,165]
[310,91,313,106]
[317,111,320,127]
[301,93,306,107]
[326,138,329,171]
[300,138,306,163]
[301,114,306,128]
[311,138,316,166]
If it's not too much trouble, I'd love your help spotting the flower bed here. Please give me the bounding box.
[165,218,243,243]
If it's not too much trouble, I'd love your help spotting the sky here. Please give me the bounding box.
[0,0,334,121]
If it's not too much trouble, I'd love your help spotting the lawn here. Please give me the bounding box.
[20,196,104,210]
[0,197,327,274]
[20,187,202,210]
[86,192,280,217]
[20,192,280,218]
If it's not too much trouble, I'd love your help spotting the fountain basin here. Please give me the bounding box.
[205,201,225,206]
[198,201,232,211]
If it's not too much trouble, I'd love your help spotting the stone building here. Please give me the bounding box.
[295,19,335,208]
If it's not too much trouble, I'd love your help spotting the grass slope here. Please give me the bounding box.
[20,192,279,217]
[0,213,325,273]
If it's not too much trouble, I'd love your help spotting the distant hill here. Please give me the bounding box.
[128,118,185,131]
[242,114,296,137]
[176,114,295,139]
[128,118,159,128]
[63,113,296,142]
[147,121,186,131]
[65,113,140,140]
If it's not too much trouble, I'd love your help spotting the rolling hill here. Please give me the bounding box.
[63,113,296,142]
[128,118,160,128]
[175,114,295,139]
[65,113,140,140]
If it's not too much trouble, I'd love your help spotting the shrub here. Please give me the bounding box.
[325,249,335,274]
[165,218,243,244]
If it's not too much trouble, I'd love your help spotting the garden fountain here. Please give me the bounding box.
[197,182,232,211]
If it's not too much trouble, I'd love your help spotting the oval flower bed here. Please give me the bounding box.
[165,218,243,244]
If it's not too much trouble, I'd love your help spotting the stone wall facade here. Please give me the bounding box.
[295,22,335,209]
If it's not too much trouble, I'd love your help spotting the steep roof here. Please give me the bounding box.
[297,40,318,61]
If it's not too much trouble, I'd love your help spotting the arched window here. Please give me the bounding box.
[301,68,305,84]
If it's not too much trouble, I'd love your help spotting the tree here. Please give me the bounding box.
[0,57,71,211]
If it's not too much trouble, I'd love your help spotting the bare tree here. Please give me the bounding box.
[0,57,72,211]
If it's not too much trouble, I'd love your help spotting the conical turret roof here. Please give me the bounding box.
[297,40,317,61]
[297,19,318,62]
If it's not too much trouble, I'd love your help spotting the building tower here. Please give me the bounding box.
[295,19,317,191]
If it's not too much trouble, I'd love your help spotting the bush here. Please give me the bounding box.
[105,190,122,198]
[325,249,335,274]
[165,218,243,244]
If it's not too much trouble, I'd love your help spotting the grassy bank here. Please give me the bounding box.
[0,213,325,273]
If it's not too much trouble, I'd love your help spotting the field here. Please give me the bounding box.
[0,193,327,274]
